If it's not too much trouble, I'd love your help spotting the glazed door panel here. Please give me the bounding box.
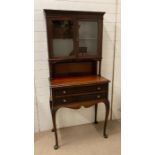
[77,20,99,58]
[50,18,76,59]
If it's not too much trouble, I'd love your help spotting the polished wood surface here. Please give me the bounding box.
[51,61,97,78]
[45,10,110,150]
[51,99,107,109]
[52,82,108,97]
[51,75,110,87]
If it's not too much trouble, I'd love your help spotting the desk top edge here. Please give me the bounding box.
[50,75,110,88]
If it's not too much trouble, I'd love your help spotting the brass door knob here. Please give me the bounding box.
[63,99,67,103]
[97,87,101,90]
[97,95,101,99]
[62,90,66,94]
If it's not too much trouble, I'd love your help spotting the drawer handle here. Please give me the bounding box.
[97,95,101,99]
[97,87,101,90]
[62,90,66,94]
[63,99,67,103]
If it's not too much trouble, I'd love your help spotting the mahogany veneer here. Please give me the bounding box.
[44,10,110,150]
[51,75,109,87]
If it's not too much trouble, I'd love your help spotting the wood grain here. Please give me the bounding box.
[51,75,110,87]
[45,10,110,149]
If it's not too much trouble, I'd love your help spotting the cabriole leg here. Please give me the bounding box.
[103,100,110,138]
[51,128,55,132]
[52,109,59,149]
[49,101,55,132]
[94,104,98,124]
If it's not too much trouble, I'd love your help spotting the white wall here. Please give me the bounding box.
[112,0,121,119]
[34,0,121,132]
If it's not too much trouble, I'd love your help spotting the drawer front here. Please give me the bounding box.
[52,83,108,97]
[53,92,107,104]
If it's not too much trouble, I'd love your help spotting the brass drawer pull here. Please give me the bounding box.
[63,99,67,103]
[97,95,101,99]
[62,90,66,94]
[97,87,101,90]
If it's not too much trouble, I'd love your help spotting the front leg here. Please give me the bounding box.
[51,128,55,132]
[51,109,59,149]
[103,99,110,138]
[49,101,55,132]
[94,104,98,124]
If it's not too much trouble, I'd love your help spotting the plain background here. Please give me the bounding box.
[0,0,155,155]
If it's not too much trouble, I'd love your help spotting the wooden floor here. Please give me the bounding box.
[35,120,121,155]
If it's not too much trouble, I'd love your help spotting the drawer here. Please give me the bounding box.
[53,92,107,104]
[52,83,108,97]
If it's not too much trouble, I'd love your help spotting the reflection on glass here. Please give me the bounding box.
[78,21,98,56]
[53,39,73,57]
[52,20,74,57]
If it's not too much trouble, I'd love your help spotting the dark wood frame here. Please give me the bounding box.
[45,10,104,58]
[44,10,110,150]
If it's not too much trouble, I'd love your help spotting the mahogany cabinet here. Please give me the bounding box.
[44,9,110,149]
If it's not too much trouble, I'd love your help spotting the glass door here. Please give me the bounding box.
[77,20,98,57]
[51,19,75,58]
